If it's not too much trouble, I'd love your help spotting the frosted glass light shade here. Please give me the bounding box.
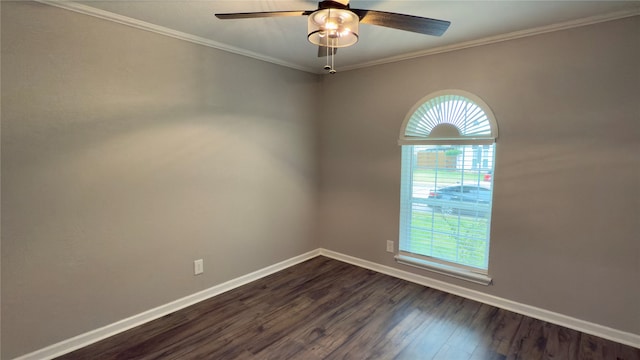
[307,8,359,48]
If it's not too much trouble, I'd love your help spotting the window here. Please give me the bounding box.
[397,90,498,285]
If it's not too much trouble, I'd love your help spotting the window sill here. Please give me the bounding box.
[395,254,492,286]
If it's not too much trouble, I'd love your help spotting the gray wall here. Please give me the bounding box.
[1,2,319,358]
[318,15,640,335]
[2,1,639,358]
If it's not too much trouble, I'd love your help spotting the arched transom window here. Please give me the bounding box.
[400,91,498,143]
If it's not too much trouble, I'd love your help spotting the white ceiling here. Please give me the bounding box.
[55,1,640,73]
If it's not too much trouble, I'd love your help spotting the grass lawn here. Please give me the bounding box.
[407,207,489,269]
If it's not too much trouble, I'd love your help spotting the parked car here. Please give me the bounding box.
[425,184,492,217]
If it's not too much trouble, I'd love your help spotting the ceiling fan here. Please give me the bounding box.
[215,0,451,73]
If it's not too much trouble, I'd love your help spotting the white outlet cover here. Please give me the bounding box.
[386,240,394,253]
[194,259,204,275]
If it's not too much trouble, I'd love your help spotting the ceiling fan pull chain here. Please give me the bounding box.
[329,38,336,74]
[324,26,331,71]
[329,47,335,73]
[324,31,331,71]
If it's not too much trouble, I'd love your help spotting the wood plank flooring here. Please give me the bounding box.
[56,256,640,360]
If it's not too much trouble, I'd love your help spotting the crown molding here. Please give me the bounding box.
[340,9,640,72]
[35,1,639,75]
[35,0,319,74]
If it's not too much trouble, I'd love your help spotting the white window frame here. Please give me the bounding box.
[397,90,498,285]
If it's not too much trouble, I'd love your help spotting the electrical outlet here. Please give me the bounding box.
[194,259,204,275]
[386,240,394,253]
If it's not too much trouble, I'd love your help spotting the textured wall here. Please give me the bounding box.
[318,16,640,335]
[1,2,319,358]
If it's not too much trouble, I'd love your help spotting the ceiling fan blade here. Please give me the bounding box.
[317,46,337,57]
[351,9,450,36]
[215,10,312,20]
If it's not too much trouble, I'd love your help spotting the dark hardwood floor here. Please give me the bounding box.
[57,256,639,360]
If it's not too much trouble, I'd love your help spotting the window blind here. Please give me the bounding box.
[399,145,494,272]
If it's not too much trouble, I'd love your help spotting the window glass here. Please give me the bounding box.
[399,144,494,270]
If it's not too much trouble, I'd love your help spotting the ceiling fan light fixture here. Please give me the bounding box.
[307,8,359,48]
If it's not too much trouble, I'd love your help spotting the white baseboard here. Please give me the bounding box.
[318,248,640,349]
[12,249,321,360]
[13,247,639,359]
